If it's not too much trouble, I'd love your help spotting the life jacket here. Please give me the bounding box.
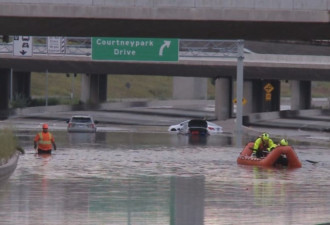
[258,141,268,150]
[254,137,270,151]
[37,132,53,151]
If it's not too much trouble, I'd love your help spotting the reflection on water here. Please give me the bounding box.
[0,130,330,224]
[188,135,208,145]
[68,132,96,145]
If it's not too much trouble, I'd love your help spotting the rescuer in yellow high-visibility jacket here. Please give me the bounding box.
[34,123,56,154]
[252,133,277,158]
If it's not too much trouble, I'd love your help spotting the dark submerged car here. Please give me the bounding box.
[180,119,209,136]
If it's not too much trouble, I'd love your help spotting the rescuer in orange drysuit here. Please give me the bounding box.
[34,123,56,154]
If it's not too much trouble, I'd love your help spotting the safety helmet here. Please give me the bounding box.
[280,139,288,146]
[42,123,48,129]
[261,133,270,141]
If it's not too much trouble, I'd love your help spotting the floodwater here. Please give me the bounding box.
[1,128,330,225]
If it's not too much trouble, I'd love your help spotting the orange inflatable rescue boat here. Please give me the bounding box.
[237,142,302,168]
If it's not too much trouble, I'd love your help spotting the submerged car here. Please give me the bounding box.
[168,119,223,135]
[67,115,97,133]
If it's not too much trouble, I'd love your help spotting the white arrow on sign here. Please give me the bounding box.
[159,41,171,56]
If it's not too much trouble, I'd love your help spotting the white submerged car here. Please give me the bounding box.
[168,119,223,135]
[67,115,97,133]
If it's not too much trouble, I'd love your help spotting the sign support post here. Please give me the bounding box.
[236,40,244,148]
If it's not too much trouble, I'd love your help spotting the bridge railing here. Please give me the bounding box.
[0,37,92,56]
[180,39,241,58]
[0,37,243,58]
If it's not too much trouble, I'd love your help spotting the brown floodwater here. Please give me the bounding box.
[0,129,330,225]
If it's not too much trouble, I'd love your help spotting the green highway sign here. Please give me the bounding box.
[92,37,178,61]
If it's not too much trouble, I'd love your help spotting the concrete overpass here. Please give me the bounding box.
[0,0,329,40]
[0,0,330,121]
[1,50,330,81]
[1,40,330,119]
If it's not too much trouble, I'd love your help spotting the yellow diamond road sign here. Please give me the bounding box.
[233,97,247,105]
[264,83,274,93]
[265,93,272,101]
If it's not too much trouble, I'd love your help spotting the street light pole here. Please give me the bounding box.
[45,70,48,107]
[71,74,74,100]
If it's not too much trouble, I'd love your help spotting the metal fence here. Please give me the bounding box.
[0,37,91,56]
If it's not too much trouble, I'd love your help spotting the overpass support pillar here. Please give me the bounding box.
[0,69,10,118]
[290,80,311,110]
[215,78,232,120]
[252,80,280,112]
[172,77,207,99]
[12,71,31,100]
[80,74,107,104]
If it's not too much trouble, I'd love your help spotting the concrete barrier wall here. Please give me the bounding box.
[11,105,74,116]
[243,108,324,125]
[243,111,281,124]
[0,0,329,10]
[0,153,19,181]
[0,99,214,118]
[280,109,322,117]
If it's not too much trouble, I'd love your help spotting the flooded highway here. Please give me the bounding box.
[1,124,330,225]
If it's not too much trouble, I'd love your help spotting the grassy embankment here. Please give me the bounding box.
[0,128,19,165]
[30,73,217,104]
[30,73,330,104]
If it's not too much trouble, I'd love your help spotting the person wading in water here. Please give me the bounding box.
[34,123,56,154]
